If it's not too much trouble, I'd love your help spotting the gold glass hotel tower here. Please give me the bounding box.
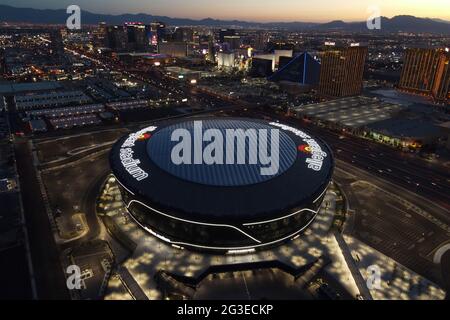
[318,46,368,98]
[399,48,450,103]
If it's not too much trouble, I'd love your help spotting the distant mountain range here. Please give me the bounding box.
[0,4,450,34]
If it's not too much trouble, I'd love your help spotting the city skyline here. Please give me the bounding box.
[0,0,449,303]
[0,0,449,23]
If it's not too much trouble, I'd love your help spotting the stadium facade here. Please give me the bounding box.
[110,118,334,253]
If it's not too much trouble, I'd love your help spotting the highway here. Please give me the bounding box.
[251,110,450,214]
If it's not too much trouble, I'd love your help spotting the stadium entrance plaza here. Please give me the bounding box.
[98,176,444,300]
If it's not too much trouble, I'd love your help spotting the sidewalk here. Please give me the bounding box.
[100,177,363,300]
[344,234,446,300]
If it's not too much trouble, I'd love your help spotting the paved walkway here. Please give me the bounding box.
[100,177,362,300]
[116,266,149,300]
[344,234,445,300]
[334,231,373,300]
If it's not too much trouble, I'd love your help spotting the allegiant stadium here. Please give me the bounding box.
[109,117,334,253]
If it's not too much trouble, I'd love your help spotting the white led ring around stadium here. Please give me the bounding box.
[115,174,329,229]
[119,186,328,250]
[125,203,321,251]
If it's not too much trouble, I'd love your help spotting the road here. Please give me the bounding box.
[60,45,450,292]
[252,110,450,214]
[64,45,450,212]
[334,161,448,286]
[80,50,449,213]
[65,45,248,111]
[13,140,70,299]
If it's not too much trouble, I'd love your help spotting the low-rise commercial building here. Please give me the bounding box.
[26,104,105,118]
[15,90,92,110]
[291,96,403,130]
[292,96,444,151]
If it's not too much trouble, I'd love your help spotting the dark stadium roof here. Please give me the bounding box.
[110,118,334,224]
[147,119,297,187]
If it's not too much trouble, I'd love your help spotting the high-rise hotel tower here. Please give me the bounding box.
[399,48,450,104]
[318,45,368,98]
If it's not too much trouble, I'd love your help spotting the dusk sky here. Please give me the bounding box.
[0,0,449,22]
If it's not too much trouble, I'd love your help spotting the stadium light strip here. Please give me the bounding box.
[313,184,330,204]
[125,205,320,251]
[113,174,136,196]
[123,199,322,251]
[242,207,319,226]
[115,177,328,251]
[127,199,262,244]
[162,209,319,251]
[243,184,329,226]
[117,169,329,227]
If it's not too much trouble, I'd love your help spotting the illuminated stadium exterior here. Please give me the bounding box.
[109,118,334,253]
